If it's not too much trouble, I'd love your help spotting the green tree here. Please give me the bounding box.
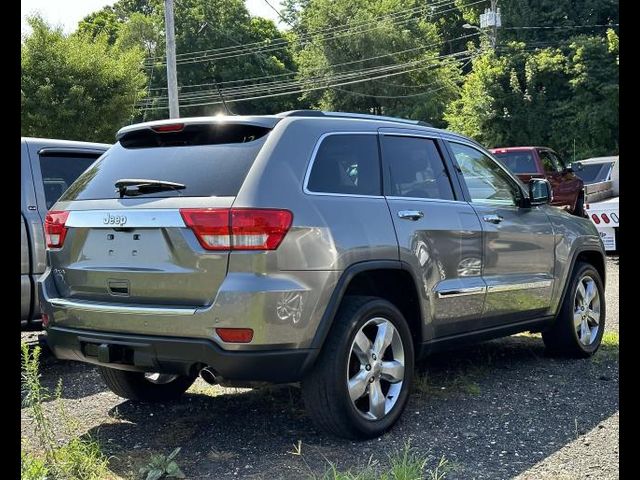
[292,0,465,126]
[445,33,618,159]
[21,16,147,142]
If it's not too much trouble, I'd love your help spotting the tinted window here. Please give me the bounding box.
[449,142,521,206]
[39,154,102,209]
[61,126,270,201]
[382,136,454,200]
[539,150,561,173]
[577,163,613,184]
[493,151,537,174]
[307,134,381,196]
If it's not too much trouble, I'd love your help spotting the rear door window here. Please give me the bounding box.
[306,134,381,196]
[39,153,103,209]
[493,151,537,174]
[381,135,455,200]
[60,124,271,201]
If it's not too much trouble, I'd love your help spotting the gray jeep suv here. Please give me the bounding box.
[40,111,606,439]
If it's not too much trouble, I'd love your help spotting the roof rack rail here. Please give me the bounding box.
[277,110,433,127]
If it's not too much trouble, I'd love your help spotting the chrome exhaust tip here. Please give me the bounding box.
[199,367,218,385]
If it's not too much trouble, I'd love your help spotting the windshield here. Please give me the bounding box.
[60,124,270,200]
[493,151,538,174]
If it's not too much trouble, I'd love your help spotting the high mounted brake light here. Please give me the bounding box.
[180,208,293,251]
[44,211,70,249]
[151,123,185,133]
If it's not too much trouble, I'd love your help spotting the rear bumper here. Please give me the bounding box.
[45,326,314,383]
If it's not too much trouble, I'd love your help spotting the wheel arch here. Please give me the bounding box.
[555,246,606,319]
[301,260,425,374]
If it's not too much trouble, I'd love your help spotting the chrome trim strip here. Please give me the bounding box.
[436,286,486,298]
[303,131,384,198]
[48,297,197,316]
[386,196,468,205]
[66,209,186,228]
[486,280,553,293]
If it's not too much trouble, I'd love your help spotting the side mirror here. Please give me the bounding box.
[529,178,552,206]
[564,166,574,174]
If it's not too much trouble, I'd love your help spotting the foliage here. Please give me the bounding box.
[21,15,147,143]
[292,0,464,126]
[445,32,618,159]
[21,343,113,480]
[315,441,450,480]
[139,447,186,480]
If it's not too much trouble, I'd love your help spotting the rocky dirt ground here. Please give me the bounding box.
[21,256,619,479]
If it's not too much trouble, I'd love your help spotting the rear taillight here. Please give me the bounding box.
[591,214,600,224]
[44,211,70,249]
[151,123,185,133]
[601,213,610,224]
[180,208,293,251]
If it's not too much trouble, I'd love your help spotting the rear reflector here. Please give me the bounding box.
[44,210,70,249]
[151,123,185,133]
[180,208,292,251]
[216,328,254,343]
[41,313,50,328]
[601,213,610,224]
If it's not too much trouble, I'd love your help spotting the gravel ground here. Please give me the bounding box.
[21,256,619,479]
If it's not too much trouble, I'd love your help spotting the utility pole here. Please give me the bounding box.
[164,0,179,118]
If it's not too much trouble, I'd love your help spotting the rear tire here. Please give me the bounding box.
[98,367,195,401]
[301,296,414,439]
[542,261,605,357]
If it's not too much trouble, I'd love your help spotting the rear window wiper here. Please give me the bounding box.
[115,179,186,198]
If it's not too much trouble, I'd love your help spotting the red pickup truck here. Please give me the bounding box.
[490,146,584,215]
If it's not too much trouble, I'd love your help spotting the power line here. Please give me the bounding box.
[141,50,474,110]
[503,23,619,30]
[262,0,295,28]
[145,31,480,98]
[147,0,485,67]
[146,0,455,62]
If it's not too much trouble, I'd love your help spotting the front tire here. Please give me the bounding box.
[301,296,414,439]
[98,367,195,401]
[543,262,605,357]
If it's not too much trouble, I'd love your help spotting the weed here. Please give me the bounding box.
[314,442,450,480]
[139,447,185,480]
[21,342,113,480]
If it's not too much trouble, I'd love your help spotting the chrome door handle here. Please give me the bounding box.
[483,214,503,224]
[398,210,424,221]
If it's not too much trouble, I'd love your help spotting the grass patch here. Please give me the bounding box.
[21,343,115,480]
[314,442,450,480]
[413,369,482,398]
[592,331,619,364]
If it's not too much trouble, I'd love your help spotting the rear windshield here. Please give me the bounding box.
[577,163,613,184]
[60,124,270,200]
[493,151,537,174]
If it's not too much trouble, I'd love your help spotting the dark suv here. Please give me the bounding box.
[490,146,585,216]
[40,111,606,439]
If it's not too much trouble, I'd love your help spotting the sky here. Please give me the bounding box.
[21,0,284,35]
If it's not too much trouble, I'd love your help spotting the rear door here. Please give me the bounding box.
[48,123,271,309]
[445,140,555,326]
[380,129,485,337]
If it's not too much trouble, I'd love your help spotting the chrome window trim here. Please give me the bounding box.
[302,131,384,198]
[66,209,186,228]
[385,196,468,206]
[48,297,197,316]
